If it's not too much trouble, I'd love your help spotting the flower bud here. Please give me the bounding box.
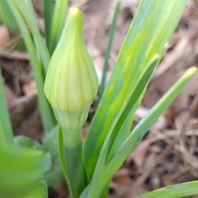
[44,8,98,147]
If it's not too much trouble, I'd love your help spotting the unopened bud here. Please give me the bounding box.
[44,8,98,147]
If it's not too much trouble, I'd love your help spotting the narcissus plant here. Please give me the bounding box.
[0,0,198,198]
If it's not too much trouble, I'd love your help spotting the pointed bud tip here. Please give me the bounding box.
[66,7,83,33]
[69,7,81,17]
[68,7,82,23]
[185,66,197,77]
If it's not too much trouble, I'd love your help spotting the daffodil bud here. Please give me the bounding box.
[44,8,98,147]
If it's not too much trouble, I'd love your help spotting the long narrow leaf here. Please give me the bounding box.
[49,0,69,54]
[110,67,197,169]
[81,67,197,198]
[81,55,160,197]
[0,68,13,145]
[84,0,187,180]
[7,1,56,133]
[136,180,198,198]
[43,0,54,50]
[0,1,18,32]
[106,55,159,160]
[99,0,121,96]
[14,0,50,73]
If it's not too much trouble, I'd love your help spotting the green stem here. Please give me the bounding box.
[58,128,86,198]
[99,0,121,97]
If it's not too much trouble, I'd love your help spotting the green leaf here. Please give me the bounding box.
[136,180,198,198]
[84,0,187,181]
[81,67,197,198]
[43,126,63,187]
[99,0,121,96]
[0,68,13,145]
[0,1,18,32]
[14,135,41,149]
[21,182,48,198]
[13,0,50,73]
[7,1,56,133]
[49,0,69,54]
[97,55,159,168]
[80,54,160,197]
[110,67,197,170]
[43,0,54,50]
[0,145,47,197]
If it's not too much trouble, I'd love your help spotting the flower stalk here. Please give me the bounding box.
[44,7,98,197]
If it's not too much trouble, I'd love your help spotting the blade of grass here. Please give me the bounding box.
[81,67,197,198]
[43,0,54,50]
[49,0,69,54]
[7,1,56,133]
[84,0,187,181]
[99,0,121,97]
[0,68,13,145]
[136,180,198,198]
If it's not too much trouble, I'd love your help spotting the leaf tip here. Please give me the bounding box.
[185,66,198,78]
